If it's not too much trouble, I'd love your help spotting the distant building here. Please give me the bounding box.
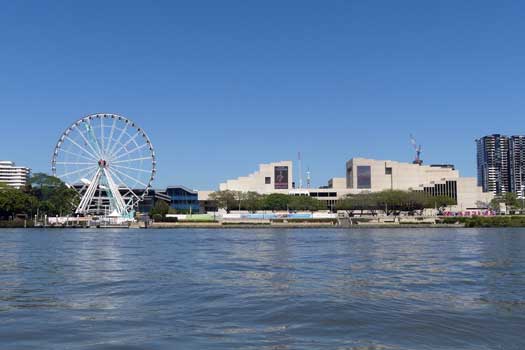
[476,134,511,194]
[345,158,491,211]
[476,134,525,197]
[212,158,491,212]
[219,161,293,193]
[0,161,30,189]
[165,186,200,213]
[136,186,201,214]
[509,136,525,196]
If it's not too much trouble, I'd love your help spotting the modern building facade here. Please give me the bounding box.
[0,161,30,189]
[509,135,525,196]
[476,134,511,195]
[476,134,525,197]
[165,186,200,213]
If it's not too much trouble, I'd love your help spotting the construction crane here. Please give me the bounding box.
[410,134,423,165]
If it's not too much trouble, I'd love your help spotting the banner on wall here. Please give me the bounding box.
[274,166,289,189]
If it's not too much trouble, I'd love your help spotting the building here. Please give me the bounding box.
[212,158,491,212]
[509,136,525,196]
[346,158,459,192]
[0,161,30,189]
[476,134,525,197]
[165,186,200,213]
[219,161,294,193]
[476,134,511,195]
[136,186,201,214]
[345,158,492,210]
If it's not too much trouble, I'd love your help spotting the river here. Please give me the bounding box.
[0,228,523,349]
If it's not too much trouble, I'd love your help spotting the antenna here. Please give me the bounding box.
[298,152,303,189]
[410,134,423,165]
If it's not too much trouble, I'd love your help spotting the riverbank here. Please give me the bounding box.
[4,216,525,229]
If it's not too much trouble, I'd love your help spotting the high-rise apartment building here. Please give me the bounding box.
[476,135,510,194]
[0,161,31,189]
[476,134,525,197]
[509,136,525,196]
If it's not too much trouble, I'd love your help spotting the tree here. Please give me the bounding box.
[242,192,262,212]
[490,192,520,211]
[261,193,289,211]
[209,190,239,212]
[150,201,170,219]
[337,190,456,216]
[288,195,326,211]
[29,173,79,216]
[0,183,38,219]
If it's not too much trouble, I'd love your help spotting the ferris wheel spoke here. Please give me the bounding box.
[71,167,98,190]
[57,148,97,163]
[109,131,141,160]
[108,123,129,157]
[105,116,118,156]
[111,143,149,162]
[55,161,95,165]
[86,119,104,157]
[111,156,152,164]
[75,125,102,159]
[58,165,98,180]
[101,116,106,156]
[106,168,141,201]
[66,136,100,161]
[109,166,148,188]
[111,164,152,173]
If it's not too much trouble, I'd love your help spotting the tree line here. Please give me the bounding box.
[336,190,456,215]
[208,189,456,214]
[0,173,79,220]
[209,191,326,212]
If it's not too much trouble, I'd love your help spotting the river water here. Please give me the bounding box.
[0,228,523,349]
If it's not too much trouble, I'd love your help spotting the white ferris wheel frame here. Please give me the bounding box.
[51,113,156,217]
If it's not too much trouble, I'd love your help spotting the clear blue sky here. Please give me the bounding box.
[2,1,525,189]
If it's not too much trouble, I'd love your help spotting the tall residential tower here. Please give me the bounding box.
[476,134,525,197]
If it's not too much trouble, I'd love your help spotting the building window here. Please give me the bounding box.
[347,167,353,188]
[385,167,392,175]
[265,177,271,184]
[357,166,371,189]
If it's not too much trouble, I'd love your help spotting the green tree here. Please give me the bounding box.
[209,190,239,212]
[261,193,289,211]
[242,192,263,212]
[29,173,79,216]
[150,201,170,219]
[337,190,456,216]
[490,192,520,211]
[288,195,326,211]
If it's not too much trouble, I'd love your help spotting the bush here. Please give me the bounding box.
[0,219,34,228]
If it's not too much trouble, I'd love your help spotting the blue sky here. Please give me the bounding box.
[2,1,525,189]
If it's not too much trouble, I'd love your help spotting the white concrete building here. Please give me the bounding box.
[210,158,492,212]
[0,161,30,189]
[219,161,293,194]
[345,158,492,210]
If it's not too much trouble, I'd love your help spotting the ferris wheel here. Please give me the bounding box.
[52,113,156,218]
